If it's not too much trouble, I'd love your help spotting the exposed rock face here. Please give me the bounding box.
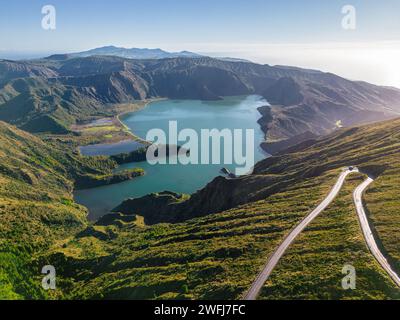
[263,77,303,106]
[113,191,187,224]
[261,131,318,155]
[113,174,280,225]
[0,59,57,84]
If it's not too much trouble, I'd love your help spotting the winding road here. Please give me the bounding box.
[353,178,400,287]
[243,167,400,300]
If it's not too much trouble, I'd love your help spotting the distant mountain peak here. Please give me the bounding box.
[69,46,202,60]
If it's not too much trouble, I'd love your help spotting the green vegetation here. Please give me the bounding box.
[2,52,400,300]
[255,118,400,299]
[54,171,339,299]
[54,118,400,299]
[0,244,46,299]
[75,168,145,189]
[1,116,400,300]
[0,121,142,299]
[82,125,120,133]
[111,147,148,164]
[260,174,400,299]
[110,145,188,165]
[69,103,152,147]
[364,164,400,275]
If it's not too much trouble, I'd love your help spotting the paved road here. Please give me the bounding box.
[243,168,355,300]
[353,178,400,287]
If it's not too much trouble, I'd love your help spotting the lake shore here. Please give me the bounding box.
[113,98,167,145]
[76,97,271,155]
[73,98,165,154]
[74,95,269,220]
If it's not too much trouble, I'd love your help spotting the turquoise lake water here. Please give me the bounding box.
[74,95,269,220]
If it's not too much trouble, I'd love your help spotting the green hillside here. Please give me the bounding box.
[43,117,400,300]
[1,116,399,300]
[0,121,140,299]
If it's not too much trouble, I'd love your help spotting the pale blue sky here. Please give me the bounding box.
[0,0,400,87]
[0,0,399,52]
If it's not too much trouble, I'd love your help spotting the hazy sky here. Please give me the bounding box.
[1,0,400,87]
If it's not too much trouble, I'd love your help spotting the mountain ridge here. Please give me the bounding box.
[47,45,203,60]
[1,54,400,142]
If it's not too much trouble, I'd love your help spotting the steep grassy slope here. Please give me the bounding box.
[260,174,400,300]
[49,117,400,299]
[257,119,400,298]
[364,160,400,276]
[0,77,114,133]
[0,121,138,299]
[51,171,341,299]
